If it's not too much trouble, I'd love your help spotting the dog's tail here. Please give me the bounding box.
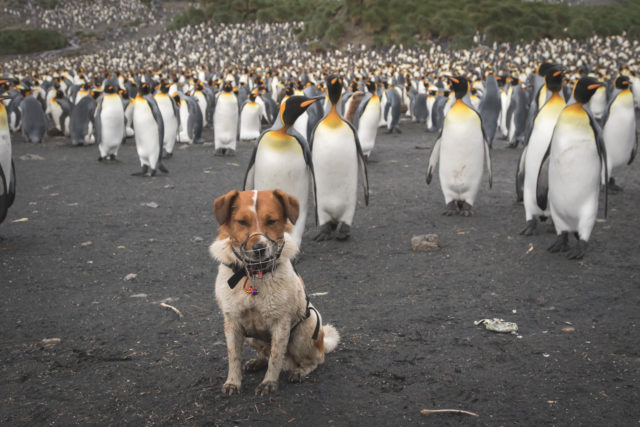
[322,324,340,354]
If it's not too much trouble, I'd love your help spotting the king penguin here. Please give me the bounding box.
[243,95,320,246]
[426,76,492,216]
[310,75,369,241]
[132,83,167,176]
[353,80,382,159]
[95,83,125,161]
[478,73,501,148]
[520,66,566,235]
[214,82,239,156]
[239,91,261,141]
[154,82,179,158]
[602,75,637,193]
[69,89,100,146]
[20,91,47,143]
[537,77,608,260]
[0,93,16,225]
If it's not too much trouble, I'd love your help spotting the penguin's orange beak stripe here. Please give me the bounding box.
[449,77,459,84]
[587,84,602,90]
[553,71,562,77]
[622,81,629,85]
[300,99,316,108]
[331,78,338,85]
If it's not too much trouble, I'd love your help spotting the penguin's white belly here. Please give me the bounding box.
[312,123,358,224]
[178,103,191,143]
[214,96,238,148]
[100,99,125,154]
[426,97,435,129]
[194,93,208,126]
[50,104,63,131]
[439,110,484,204]
[0,112,11,190]
[156,98,178,152]
[588,87,607,119]
[133,103,160,168]
[523,113,560,218]
[499,92,509,136]
[358,98,381,156]
[239,104,261,140]
[603,94,636,173]
[549,122,600,239]
[293,112,308,139]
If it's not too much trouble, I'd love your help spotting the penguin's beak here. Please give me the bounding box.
[587,83,603,90]
[448,76,459,84]
[300,98,317,108]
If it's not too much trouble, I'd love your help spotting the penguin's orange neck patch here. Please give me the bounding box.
[323,106,343,128]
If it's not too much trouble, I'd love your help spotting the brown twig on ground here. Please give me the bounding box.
[160,302,184,318]
[421,409,479,417]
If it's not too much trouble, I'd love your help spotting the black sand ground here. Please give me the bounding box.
[1,121,639,425]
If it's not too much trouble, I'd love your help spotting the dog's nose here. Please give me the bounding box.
[252,242,267,256]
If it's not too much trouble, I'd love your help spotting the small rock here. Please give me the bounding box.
[142,202,158,208]
[411,234,441,252]
[80,241,92,247]
[192,236,204,243]
[41,338,61,347]
[562,326,575,333]
[130,293,148,298]
[124,273,137,281]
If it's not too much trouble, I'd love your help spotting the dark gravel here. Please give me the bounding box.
[1,121,639,425]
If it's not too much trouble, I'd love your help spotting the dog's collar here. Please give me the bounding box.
[223,262,281,290]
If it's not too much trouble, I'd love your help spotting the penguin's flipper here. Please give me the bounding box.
[0,164,7,224]
[516,145,528,202]
[94,96,103,146]
[628,129,638,165]
[144,95,165,165]
[426,137,441,185]
[242,141,259,190]
[8,159,16,208]
[588,112,608,218]
[345,119,369,205]
[484,139,493,188]
[536,146,551,211]
[352,92,372,131]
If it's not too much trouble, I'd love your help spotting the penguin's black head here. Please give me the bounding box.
[223,82,233,92]
[448,76,469,99]
[296,81,304,90]
[614,75,631,90]
[249,92,257,102]
[537,62,557,77]
[105,84,116,94]
[159,81,170,93]
[172,93,181,106]
[350,81,358,92]
[55,89,64,99]
[544,66,564,92]
[365,80,376,93]
[280,96,319,128]
[573,77,603,104]
[140,83,151,96]
[511,77,520,86]
[90,89,101,99]
[284,86,294,97]
[326,75,343,105]
[120,89,129,100]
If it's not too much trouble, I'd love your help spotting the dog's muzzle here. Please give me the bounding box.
[231,233,285,278]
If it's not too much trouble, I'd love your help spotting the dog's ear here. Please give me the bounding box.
[273,189,299,225]
[214,190,240,225]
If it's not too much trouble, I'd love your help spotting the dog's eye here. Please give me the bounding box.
[266,218,278,226]
[237,219,249,227]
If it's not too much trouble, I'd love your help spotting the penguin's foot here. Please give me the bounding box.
[164,152,173,159]
[98,156,106,162]
[459,201,474,217]
[335,222,351,241]
[225,149,236,157]
[548,232,569,253]
[131,165,149,177]
[567,239,588,260]
[149,168,157,177]
[385,128,393,134]
[108,154,117,161]
[442,201,459,216]
[312,223,335,241]
[520,219,538,236]
[607,177,623,194]
[215,148,226,157]
[394,127,402,134]
[158,164,169,174]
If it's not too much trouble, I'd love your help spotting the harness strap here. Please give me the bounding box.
[290,295,320,340]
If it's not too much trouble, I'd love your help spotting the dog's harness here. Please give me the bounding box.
[222,262,320,340]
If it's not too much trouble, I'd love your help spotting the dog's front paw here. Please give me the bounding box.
[222,382,241,395]
[255,380,278,396]
[288,371,307,383]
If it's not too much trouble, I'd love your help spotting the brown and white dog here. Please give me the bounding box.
[209,189,340,396]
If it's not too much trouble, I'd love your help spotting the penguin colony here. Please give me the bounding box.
[1,15,640,258]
